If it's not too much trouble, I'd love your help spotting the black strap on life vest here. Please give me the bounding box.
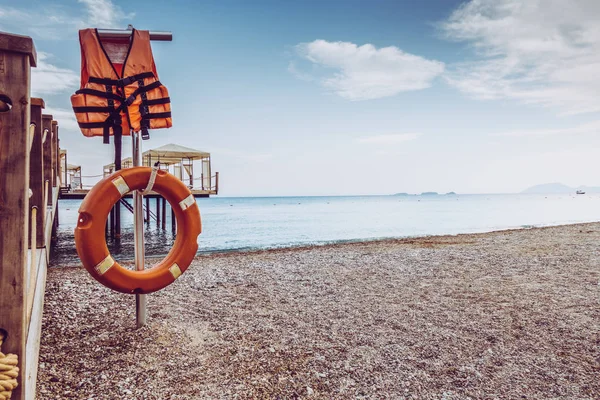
[104,84,116,144]
[72,106,115,113]
[142,112,172,120]
[145,97,170,105]
[123,80,164,106]
[75,88,124,102]
[87,72,155,87]
[137,77,150,140]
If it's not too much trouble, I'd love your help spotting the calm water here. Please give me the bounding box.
[51,194,600,266]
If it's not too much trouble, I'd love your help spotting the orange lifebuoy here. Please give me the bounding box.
[75,167,201,294]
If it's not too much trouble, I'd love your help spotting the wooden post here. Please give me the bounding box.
[51,121,59,235]
[109,207,114,238]
[215,171,219,194]
[145,196,150,223]
[155,196,160,226]
[171,204,176,234]
[51,121,57,188]
[29,98,44,248]
[161,196,166,230]
[42,114,53,201]
[0,32,37,400]
[114,202,121,238]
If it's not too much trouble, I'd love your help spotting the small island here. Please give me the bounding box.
[393,191,457,196]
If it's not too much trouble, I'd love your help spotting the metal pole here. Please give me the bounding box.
[97,28,173,41]
[132,132,147,328]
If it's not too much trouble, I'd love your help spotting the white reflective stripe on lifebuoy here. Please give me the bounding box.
[169,263,182,279]
[112,176,130,196]
[139,166,159,195]
[179,194,195,210]
[94,254,115,275]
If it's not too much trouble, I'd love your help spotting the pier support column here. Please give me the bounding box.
[29,98,45,248]
[109,207,115,238]
[161,197,166,230]
[114,202,121,239]
[155,197,160,227]
[51,121,58,188]
[145,196,150,223]
[41,114,53,203]
[171,205,176,234]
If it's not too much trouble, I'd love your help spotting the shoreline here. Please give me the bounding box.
[54,220,600,266]
[38,222,600,398]
[190,220,600,259]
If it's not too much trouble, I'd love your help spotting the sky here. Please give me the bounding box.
[2,0,600,196]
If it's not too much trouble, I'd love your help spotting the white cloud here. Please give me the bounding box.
[1,1,135,95]
[77,0,135,28]
[492,120,600,137]
[357,133,422,144]
[43,107,79,132]
[0,1,133,39]
[292,40,444,101]
[287,62,314,82]
[31,52,80,96]
[440,0,600,115]
[209,147,273,163]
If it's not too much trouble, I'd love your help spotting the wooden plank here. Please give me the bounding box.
[44,188,59,264]
[42,114,53,197]
[24,248,46,400]
[26,208,38,321]
[29,99,44,247]
[0,32,36,67]
[0,33,34,400]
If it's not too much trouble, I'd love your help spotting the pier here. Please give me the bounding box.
[0,32,61,400]
[58,144,219,238]
[59,143,219,199]
[0,30,219,399]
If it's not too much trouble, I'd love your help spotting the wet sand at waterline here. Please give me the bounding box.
[37,223,599,399]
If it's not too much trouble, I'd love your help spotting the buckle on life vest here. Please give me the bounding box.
[141,127,150,140]
[119,76,137,86]
[125,94,137,106]
[112,114,122,126]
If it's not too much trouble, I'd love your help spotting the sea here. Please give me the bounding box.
[50,193,600,266]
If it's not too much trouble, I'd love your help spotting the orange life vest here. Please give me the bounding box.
[71,28,172,143]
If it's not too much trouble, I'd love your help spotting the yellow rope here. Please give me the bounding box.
[0,331,18,400]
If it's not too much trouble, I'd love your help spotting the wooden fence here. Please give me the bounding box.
[0,32,61,400]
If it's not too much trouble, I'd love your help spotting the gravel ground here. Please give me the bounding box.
[37,223,600,399]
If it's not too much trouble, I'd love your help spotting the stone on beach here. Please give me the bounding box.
[37,223,600,399]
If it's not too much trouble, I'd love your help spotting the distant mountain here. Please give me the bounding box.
[522,183,600,194]
[421,192,438,196]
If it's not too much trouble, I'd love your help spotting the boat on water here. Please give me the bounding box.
[576,190,585,195]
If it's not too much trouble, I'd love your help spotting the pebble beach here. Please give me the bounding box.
[37,223,600,399]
